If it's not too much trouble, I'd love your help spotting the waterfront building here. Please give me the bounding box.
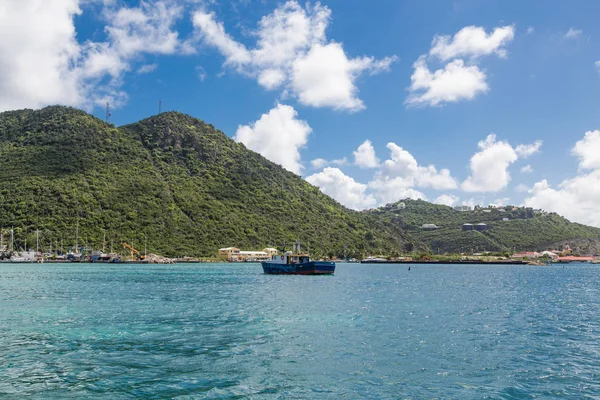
[239,251,270,262]
[263,248,278,257]
[218,247,240,261]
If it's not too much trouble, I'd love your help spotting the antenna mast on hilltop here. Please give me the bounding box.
[105,102,112,123]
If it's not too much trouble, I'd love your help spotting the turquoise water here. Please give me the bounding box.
[1,263,600,399]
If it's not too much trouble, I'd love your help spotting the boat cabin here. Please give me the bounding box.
[269,252,310,264]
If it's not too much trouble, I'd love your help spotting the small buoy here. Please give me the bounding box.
[408,266,411,271]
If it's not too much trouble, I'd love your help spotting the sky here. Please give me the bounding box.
[2,0,600,226]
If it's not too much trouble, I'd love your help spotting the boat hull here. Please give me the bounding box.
[261,261,335,275]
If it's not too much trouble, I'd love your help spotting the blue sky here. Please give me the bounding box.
[2,0,600,226]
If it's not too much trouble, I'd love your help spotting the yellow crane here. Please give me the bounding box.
[123,242,145,260]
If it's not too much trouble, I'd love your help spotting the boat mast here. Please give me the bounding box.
[36,229,39,254]
[75,220,79,254]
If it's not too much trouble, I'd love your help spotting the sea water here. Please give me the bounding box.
[1,262,599,398]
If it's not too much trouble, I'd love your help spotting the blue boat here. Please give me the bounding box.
[262,252,335,275]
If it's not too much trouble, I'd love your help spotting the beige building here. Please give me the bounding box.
[219,247,279,262]
[218,247,240,261]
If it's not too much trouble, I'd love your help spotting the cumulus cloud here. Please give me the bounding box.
[434,194,460,207]
[572,130,600,170]
[525,174,600,227]
[406,25,514,107]
[520,165,533,173]
[429,25,515,61]
[306,167,377,210]
[364,142,456,204]
[367,178,426,205]
[524,131,600,227]
[564,28,582,39]
[191,1,395,111]
[376,143,458,190]
[353,140,380,168]
[462,134,543,192]
[0,0,186,111]
[526,27,535,35]
[235,104,311,174]
[406,57,488,106]
[0,0,83,111]
[462,134,518,192]
[515,140,542,158]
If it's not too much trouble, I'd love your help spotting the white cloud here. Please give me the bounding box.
[0,0,83,111]
[596,60,600,73]
[191,1,395,111]
[430,25,515,61]
[137,63,158,74]
[306,167,377,210]
[353,140,380,168]
[407,24,514,107]
[234,104,311,174]
[515,140,542,158]
[0,0,187,111]
[520,165,533,173]
[364,142,456,204]
[377,143,458,190]
[462,134,518,192]
[564,28,582,39]
[406,57,488,106]
[291,43,395,111]
[526,27,535,35]
[525,173,600,227]
[367,178,427,205]
[434,194,459,207]
[462,135,543,192]
[524,130,600,227]
[191,10,251,67]
[572,130,600,170]
[309,157,347,169]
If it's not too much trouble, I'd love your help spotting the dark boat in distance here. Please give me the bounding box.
[262,251,335,275]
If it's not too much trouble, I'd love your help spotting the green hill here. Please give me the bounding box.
[0,106,417,258]
[369,199,600,254]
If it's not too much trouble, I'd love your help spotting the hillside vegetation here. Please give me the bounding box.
[0,106,417,258]
[369,200,600,254]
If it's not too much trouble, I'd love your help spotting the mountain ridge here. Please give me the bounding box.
[0,105,417,258]
[2,105,600,258]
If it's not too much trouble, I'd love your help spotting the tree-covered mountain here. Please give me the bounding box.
[3,106,599,259]
[0,106,418,258]
[368,199,600,254]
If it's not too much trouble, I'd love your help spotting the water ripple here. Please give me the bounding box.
[1,263,600,398]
